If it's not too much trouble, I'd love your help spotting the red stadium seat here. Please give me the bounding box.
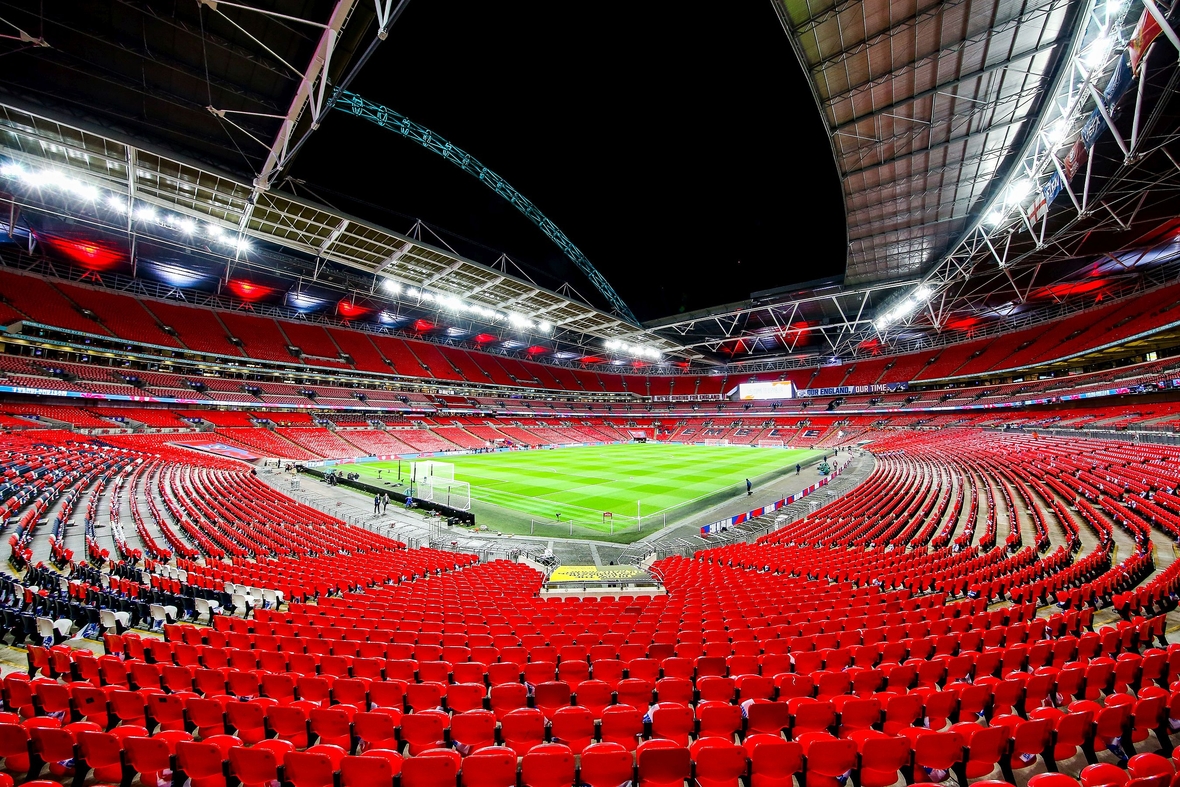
[637,739,691,787]
[341,753,400,787]
[522,743,576,787]
[580,743,635,787]
[461,747,519,787]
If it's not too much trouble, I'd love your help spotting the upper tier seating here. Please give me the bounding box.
[218,313,295,364]
[276,428,362,459]
[0,270,114,335]
[54,282,183,348]
[5,273,1180,403]
[327,328,389,374]
[143,301,247,357]
[279,322,340,358]
[403,342,464,383]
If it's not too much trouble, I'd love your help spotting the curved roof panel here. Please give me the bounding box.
[774,0,1081,285]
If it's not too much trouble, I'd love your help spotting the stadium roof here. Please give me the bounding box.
[0,0,372,181]
[0,101,685,360]
[0,1,683,364]
[2,0,1180,372]
[645,0,1180,366]
[778,0,1081,287]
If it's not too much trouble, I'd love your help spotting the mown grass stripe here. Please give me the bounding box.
[338,443,822,530]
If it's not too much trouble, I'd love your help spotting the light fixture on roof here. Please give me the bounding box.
[874,285,935,331]
[1045,117,1071,147]
[985,209,1006,227]
[151,261,205,287]
[288,291,323,311]
[1083,35,1113,71]
[377,281,552,336]
[2,164,250,255]
[1005,178,1034,205]
[604,339,661,360]
[1,162,100,201]
[209,231,251,252]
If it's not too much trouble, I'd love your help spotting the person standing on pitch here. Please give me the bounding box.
[746,478,752,496]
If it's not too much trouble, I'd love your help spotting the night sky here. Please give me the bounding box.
[290,1,846,322]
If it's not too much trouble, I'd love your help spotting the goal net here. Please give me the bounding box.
[757,439,785,447]
[411,461,454,483]
[702,439,729,446]
[419,478,471,511]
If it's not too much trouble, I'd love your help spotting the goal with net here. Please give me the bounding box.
[409,461,471,510]
[757,439,786,448]
[419,478,471,511]
[410,460,454,482]
[410,462,469,512]
[702,439,729,446]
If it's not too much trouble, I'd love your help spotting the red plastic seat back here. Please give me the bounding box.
[522,743,576,787]
[340,754,399,787]
[400,752,458,787]
[638,741,691,787]
[580,742,634,787]
[460,747,518,787]
[804,737,858,778]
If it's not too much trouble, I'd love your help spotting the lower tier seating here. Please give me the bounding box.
[0,427,1178,787]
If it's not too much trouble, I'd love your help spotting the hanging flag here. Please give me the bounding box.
[1128,9,1163,73]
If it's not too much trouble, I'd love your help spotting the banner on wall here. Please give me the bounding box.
[548,565,651,583]
[795,382,908,397]
[701,463,843,536]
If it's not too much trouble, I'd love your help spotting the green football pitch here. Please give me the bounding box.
[336,443,821,538]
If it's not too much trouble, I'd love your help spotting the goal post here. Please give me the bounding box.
[419,478,471,511]
[757,439,785,447]
[701,439,729,446]
[410,460,454,483]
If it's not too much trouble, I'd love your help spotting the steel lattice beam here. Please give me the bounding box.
[334,90,641,326]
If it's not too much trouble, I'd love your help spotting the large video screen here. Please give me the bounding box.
[733,380,795,400]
